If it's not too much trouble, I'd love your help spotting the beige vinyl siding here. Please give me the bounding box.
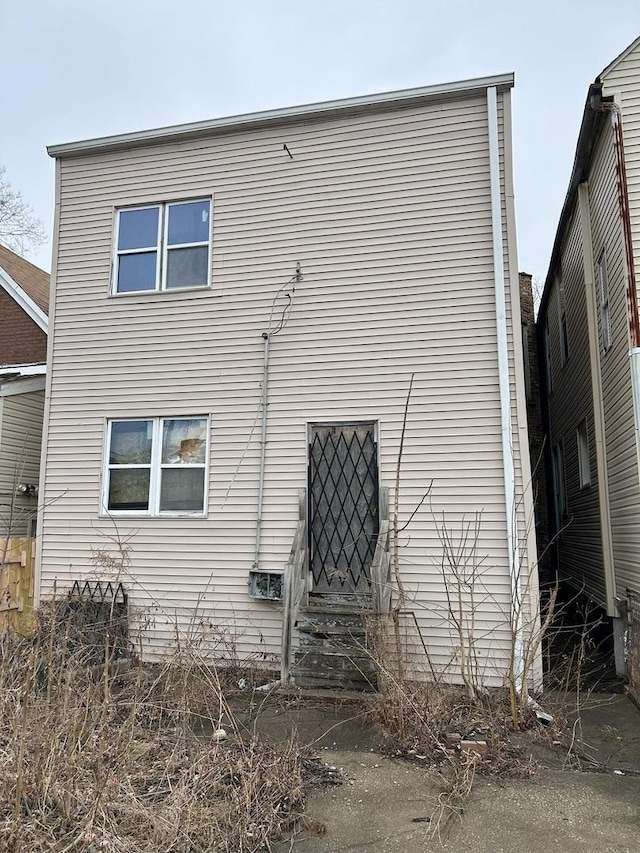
[0,390,44,536]
[603,41,640,308]
[545,205,606,604]
[40,90,532,683]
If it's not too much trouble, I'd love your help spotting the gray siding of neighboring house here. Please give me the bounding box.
[39,86,537,684]
[544,208,604,604]
[603,41,640,298]
[542,39,640,611]
[0,389,44,537]
[587,118,640,600]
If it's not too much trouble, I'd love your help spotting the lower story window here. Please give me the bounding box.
[105,417,208,515]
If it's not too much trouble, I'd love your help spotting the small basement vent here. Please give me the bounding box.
[249,571,283,601]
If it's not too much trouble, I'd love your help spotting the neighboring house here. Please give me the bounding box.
[0,245,49,537]
[537,36,640,680]
[519,272,551,587]
[40,74,539,688]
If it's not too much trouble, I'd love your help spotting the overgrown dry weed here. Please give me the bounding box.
[366,678,542,837]
[368,679,539,775]
[0,600,327,853]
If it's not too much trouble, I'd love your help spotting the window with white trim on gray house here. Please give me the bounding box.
[577,418,591,488]
[557,275,569,365]
[104,417,209,515]
[113,199,211,294]
[597,249,612,351]
[552,440,567,530]
[544,317,553,393]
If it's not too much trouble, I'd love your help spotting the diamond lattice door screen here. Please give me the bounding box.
[308,423,379,597]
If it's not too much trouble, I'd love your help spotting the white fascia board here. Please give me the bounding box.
[47,73,514,158]
[0,265,48,333]
[0,362,47,377]
[599,35,640,80]
[0,374,46,397]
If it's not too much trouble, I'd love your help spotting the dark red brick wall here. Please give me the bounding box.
[520,272,552,586]
[0,289,47,365]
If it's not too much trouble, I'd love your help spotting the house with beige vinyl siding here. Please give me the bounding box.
[538,36,640,686]
[0,246,49,538]
[39,74,539,689]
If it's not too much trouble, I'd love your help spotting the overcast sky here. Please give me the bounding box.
[3,1,639,282]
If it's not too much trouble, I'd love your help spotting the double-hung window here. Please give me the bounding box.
[105,417,209,515]
[597,249,612,351]
[557,276,569,366]
[577,419,591,489]
[113,199,211,294]
[552,441,567,531]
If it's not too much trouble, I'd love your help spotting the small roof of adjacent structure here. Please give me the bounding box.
[47,73,514,159]
[0,245,50,316]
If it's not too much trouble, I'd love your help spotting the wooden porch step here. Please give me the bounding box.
[292,648,377,691]
[292,671,377,691]
[297,623,366,641]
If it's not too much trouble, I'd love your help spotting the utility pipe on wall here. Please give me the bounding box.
[487,85,524,692]
[253,331,270,570]
[253,264,302,572]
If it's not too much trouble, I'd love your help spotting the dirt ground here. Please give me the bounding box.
[229,689,640,853]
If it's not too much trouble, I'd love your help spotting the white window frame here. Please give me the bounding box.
[112,198,212,295]
[597,249,612,352]
[102,416,210,517]
[577,419,591,489]
[552,440,567,530]
[544,317,553,394]
[557,276,569,366]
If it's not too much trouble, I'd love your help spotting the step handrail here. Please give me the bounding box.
[280,488,307,684]
[371,486,392,613]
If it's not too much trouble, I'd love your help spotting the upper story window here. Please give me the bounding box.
[577,418,591,489]
[113,199,211,294]
[104,416,209,515]
[552,440,567,530]
[544,317,553,394]
[521,322,532,401]
[557,276,569,366]
[597,249,612,351]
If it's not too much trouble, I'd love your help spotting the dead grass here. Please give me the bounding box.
[0,600,323,853]
[367,679,538,838]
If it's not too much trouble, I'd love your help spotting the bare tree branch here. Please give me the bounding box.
[0,165,46,255]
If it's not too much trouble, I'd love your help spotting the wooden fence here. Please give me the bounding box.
[0,537,36,635]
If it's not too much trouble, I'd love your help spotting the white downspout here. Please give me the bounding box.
[487,85,524,691]
[253,331,270,570]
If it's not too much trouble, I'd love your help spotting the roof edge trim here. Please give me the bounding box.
[538,83,609,317]
[47,73,514,158]
[0,265,49,333]
[599,35,640,80]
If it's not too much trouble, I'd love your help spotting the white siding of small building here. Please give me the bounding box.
[39,88,535,684]
[0,389,44,537]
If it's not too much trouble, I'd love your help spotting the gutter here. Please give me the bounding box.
[539,84,610,318]
[487,86,524,691]
[47,73,514,159]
